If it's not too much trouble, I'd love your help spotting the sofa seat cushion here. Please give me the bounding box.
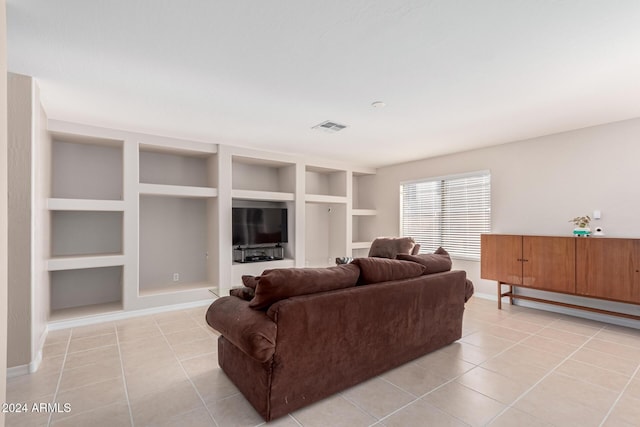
[249,264,360,310]
[396,247,452,274]
[206,297,277,362]
[352,257,426,284]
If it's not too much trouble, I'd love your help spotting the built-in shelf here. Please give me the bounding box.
[139,148,217,188]
[305,166,347,198]
[352,209,377,216]
[232,189,294,202]
[47,198,125,211]
[351,241,372,250]
[231,259,296,286]
[49,265,123,321]
[51,210,122,257]
[232,156,296,194]
[47,254,125,271]
[139,141,216,156]
[305,194,348,204]
[139,195,215,296]
[49,302,123,322]
[51,136,123,200]
[138,183,218,198]
[138,282,214,297]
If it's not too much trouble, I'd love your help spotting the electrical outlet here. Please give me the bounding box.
[173,273,179,282]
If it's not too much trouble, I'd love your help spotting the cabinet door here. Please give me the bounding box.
[481,234,522,285]
[576,238,640,303]
[522,236,575,293]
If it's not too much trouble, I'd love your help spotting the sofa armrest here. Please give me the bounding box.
[465,278,474,302]
[206,297,277,363]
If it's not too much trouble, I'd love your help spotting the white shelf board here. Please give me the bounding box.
[232,258,296,269]
[352,209,377,216]
[47,254,125,271]
[47,198,125,211]
[138,282,215,297]
[49,301,123,322]
[305,194,348,204]
[231,189,295,202]
[139,140,217,156]
[138,183,217,198]
[351,241,372,250]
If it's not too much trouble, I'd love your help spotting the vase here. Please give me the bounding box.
[573,227,591,237]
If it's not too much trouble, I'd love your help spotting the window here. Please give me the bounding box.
[400,171,491,260]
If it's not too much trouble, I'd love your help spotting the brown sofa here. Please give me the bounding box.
[206,256,473,421]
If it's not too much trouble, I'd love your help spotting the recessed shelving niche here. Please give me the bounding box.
[138,195,216,296]
[139,144,218,198]
[51,133,123,200]
[51,211,123,257]
[50,266,123,321]
[305,166,347,203]
[351,171,377,256]
[232,156,296,201]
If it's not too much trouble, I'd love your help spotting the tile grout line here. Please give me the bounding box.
[369,311,544,427]
[372,310,602,427]
[484,321,609,425]
[154,313,221,427]
[598,362,640,427]
[113,325,136,427]
[46,330,73,427]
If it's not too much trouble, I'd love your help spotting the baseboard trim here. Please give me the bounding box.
[470,291,640,329]
[515,299,640,330]
[471,292,496,301]
[29,349,43,373]
[7,364,29,379]
[47,299,214,331]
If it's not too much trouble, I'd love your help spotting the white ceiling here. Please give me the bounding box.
[7,0,640,168]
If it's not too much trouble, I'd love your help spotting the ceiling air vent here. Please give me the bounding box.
[312,120,347,133]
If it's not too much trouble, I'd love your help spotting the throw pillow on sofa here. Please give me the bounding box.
[368,237,419,259]
[249,264,360,310]
[396,247,452,274]
[241,275,259,289]
[351,257,425,285]
[230,286,255,301]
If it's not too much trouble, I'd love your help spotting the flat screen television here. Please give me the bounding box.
[232,207,288,246]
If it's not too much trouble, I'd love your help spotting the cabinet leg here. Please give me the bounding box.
[497,282,502,310]
[509,285,514,305]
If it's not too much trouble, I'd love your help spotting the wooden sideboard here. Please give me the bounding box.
[480,234,640,320]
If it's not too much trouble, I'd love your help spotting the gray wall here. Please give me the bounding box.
[375,118,640,319]
[139,195,209,291]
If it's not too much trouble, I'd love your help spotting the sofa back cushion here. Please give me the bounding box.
[367,237,417,259]
[249,264,360,310]
[396,247,452,274]
[352,257,426,285]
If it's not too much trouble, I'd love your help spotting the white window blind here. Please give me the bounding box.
[400,172,491,261]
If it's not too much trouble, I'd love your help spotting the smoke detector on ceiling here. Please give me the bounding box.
[312,120,348,133]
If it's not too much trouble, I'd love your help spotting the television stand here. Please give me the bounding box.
[234,245,284,263]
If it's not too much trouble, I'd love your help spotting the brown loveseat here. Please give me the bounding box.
[206,255,473,421]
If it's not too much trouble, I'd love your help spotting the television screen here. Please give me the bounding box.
[232,208,288,246]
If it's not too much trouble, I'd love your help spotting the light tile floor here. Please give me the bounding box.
[5,298,640,426]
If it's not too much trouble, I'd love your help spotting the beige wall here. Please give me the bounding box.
[375,118,640,318]
[1,0,9,422]
[7,73,33,367]
[33,99,51,360]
